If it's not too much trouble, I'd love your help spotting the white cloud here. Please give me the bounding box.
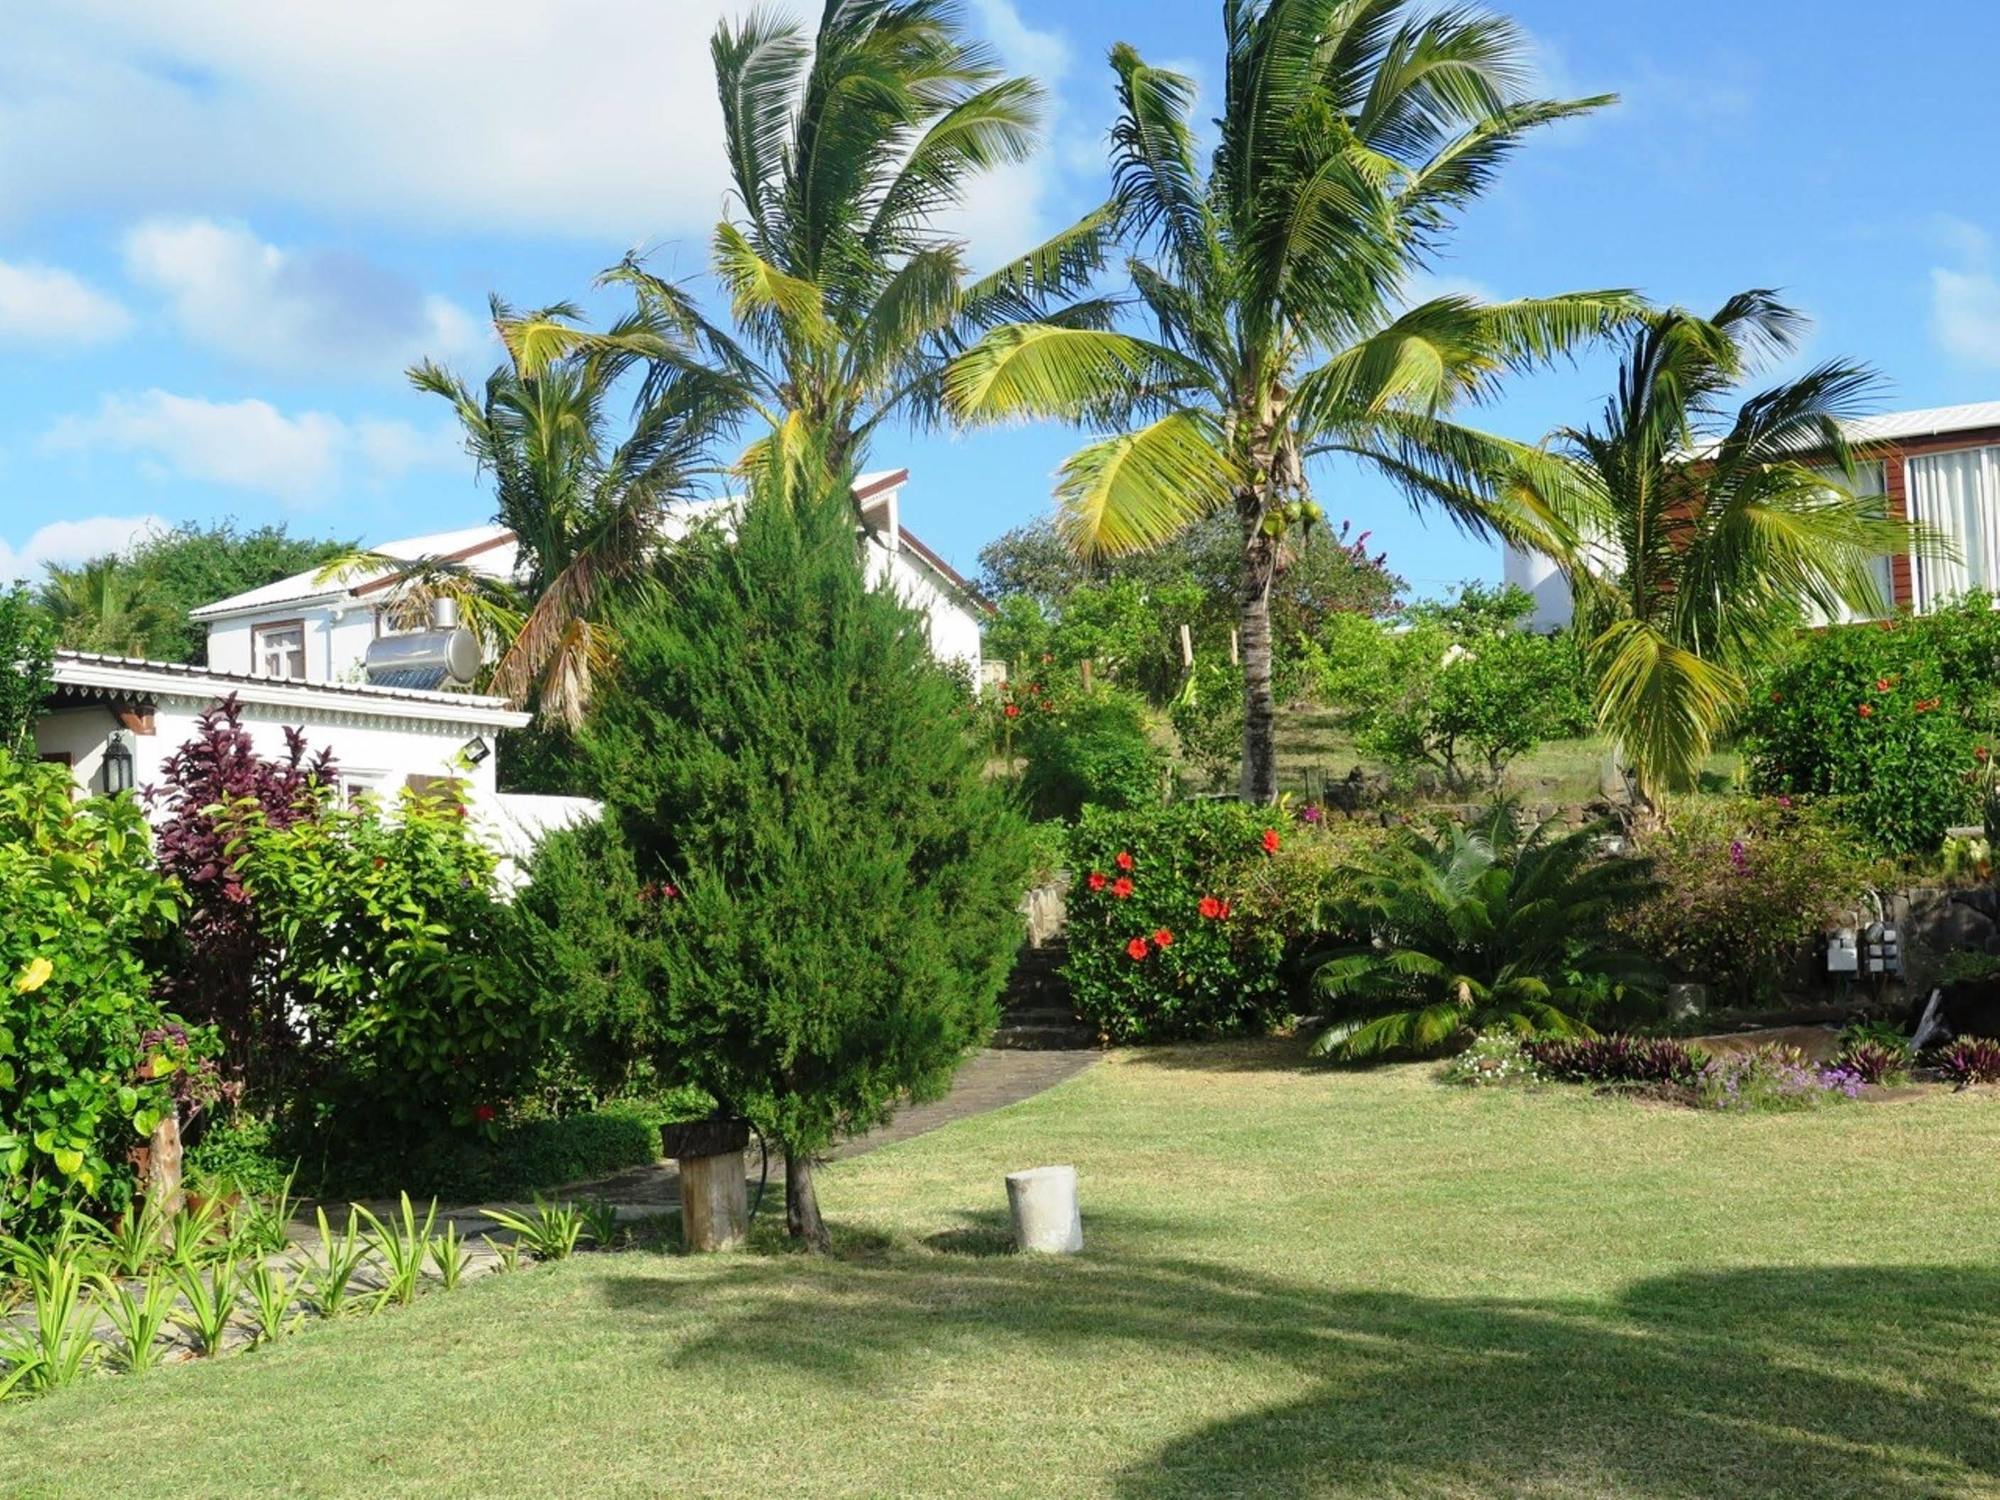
[43,390,460,506]
[0,3,1087,269]
[0,3,802,242]
[123,217,483,376]
[0,514,166,585]
[1930,217,2000,368]
[0,258,129,344]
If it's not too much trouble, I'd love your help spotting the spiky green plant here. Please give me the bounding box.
[356,1193,438,1307]
[481,1199,586,1263]
[228,1169,301,1259]
[1309,805,1661,1059]
[946,1,1636,801]
[172,1254,242,1357]
[295,1206,374,1318]
[0,1235,103,1394]
[99,1271,179,1373]
[578,1197,619,1251]
[426,1221,472,1292]
[243,1261,301,1347]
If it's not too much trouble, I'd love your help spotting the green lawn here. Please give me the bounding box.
[8,1041,2000,1498]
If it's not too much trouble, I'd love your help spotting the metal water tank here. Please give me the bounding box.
[362,626,482,687]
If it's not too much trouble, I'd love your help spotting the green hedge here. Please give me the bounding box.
[196,1092,714,1204]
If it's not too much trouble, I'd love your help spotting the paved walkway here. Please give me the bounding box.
[562,1045,1099,1212]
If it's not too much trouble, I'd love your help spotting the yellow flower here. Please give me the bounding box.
[13,956,52,995]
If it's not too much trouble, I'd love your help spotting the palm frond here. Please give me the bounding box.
[1053,414,1237,558]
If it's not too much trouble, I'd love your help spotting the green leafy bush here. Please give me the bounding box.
[1310,807,1661,1060]
[229,784,539,1133]
[1168,658,1245,791]
[1745,611,1989,853]
[1015,682,1165,821]
[1618,800,1884,1005]
[0,755,200,1237]
[1301,597,1590,789]
[1062,802,1295,1041]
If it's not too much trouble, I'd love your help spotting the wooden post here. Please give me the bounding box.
[1228,629,1240,666]
[146,1110,185,1220]
[678,1151,748,1252]
[1079,658,1095,692]
[1178,623,1193,667]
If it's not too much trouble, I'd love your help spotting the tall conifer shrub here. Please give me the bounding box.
[579,448,1029,1249]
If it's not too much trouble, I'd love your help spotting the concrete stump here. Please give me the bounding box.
[1006,1164,1082,1254]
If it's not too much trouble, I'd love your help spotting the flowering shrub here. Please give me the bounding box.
[1440,1028,1543,1087]
[1618,799,1884,1004]
[0,753,206,1237]
[1063,802,1300,1041]
[1522,1035,1707,1087]
[1697,1046,1865,1111]
[1745,607,1994,853]
[1933,1035,2000,1088]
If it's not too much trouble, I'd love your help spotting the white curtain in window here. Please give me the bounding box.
[1908,447,2000,611]
[1806,461,1891,624]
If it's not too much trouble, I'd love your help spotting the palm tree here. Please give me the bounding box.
[1309,804,1660,1060]
[334,296,743,729]
[38,557,180,659]
[540,0,1113,487]
[944,1,1640,803]
[1499,292,1932,812]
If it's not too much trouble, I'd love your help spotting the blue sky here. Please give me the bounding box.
[3,0,1998,600]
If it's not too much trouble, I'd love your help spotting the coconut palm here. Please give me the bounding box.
[944,1,1640,803]
[1308,803,1661,1060]
[1500,292,1932,811]
[328,296,744,728]
[38,556,180,659]
[545,0,1113,485]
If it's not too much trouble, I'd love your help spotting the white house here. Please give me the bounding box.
[1503,400,2000,631]
[33,467,987,865]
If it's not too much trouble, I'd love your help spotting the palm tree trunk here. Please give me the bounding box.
[1240,518,1279,805]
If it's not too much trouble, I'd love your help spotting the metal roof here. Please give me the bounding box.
[1842,401,2000,445]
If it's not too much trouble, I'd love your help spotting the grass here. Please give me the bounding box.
[7,1040,2000,1497]
[1272,706,1745,806]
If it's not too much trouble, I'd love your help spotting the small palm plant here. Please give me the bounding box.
[1309,805,1661,1060]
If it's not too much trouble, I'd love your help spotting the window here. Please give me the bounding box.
[1806,461,1892,624]
[1908,446,2000,612]
[253,620,307,681]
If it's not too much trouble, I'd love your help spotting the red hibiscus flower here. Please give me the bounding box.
[1004,703,1021,719]
[1858,704,1874,718]
[1219,899,1232,918]
[1125,936,1149,960]
[1112,877,1135,900]
[1261,828,1281,854]
[1198,895,1224,919]
[1086,871,1108,892]
[1769,691,1782,703]
[1114,850,1134,872]
[1153,928,1174,948]
[1875,677,1893,693]
[473,1104,497,1124]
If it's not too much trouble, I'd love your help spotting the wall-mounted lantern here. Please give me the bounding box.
[102,729,135,795]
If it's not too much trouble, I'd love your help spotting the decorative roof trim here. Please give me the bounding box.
[50,651,531,730]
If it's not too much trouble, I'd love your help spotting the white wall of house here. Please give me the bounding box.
[203,600,385,684]
[38,658,526,814]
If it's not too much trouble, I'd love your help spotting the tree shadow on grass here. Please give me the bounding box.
[597,1246,2000,1497]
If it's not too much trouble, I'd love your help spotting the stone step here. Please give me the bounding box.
[990,1021,1097,1052]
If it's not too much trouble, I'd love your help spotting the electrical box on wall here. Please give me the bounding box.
[1826,928,1859,974]
[1862,923,1902,977]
